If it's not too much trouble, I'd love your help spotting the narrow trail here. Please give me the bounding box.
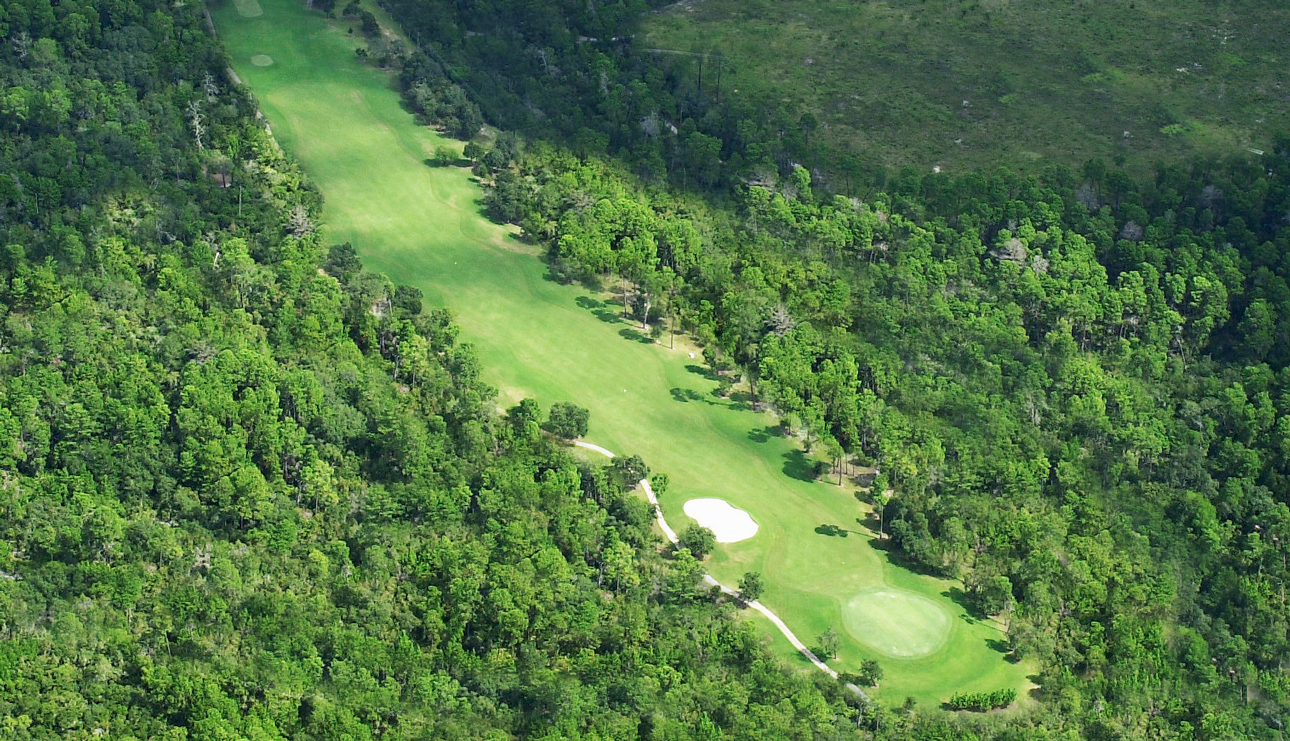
[573,440,869,700]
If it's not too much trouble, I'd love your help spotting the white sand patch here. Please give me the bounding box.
[251,54,274,66]
[683,498,759,543]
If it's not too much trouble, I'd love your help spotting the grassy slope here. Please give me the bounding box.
[214,0,1032,704]
[644,0,1290,176]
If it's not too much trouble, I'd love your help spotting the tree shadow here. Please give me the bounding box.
[986,638,1020,662]
[856,513,882,535]
[941,587,980,623]
[670,387,708,404]
[726,391,753,411]
[782,449,819,482]
[684,364,718,381]
[867,537,944,578]
[619,326,654,344]
[747,425,779,444]
[814,524,852,537]
[574,296,603,310]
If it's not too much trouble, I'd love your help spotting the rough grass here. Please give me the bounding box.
[644,0,1290,177]
[214,0,1033,705]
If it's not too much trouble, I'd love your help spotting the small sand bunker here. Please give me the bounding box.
[683,498,759,543]
[251,54,274,67]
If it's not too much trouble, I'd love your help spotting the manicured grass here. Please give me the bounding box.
[214,0,1033,705]
[842,588,952,659]
[644,0,1289,177]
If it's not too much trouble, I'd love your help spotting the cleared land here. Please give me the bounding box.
[645,0,1290,176]
[214,0,1032,704]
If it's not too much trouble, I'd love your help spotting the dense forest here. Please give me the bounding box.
[372,0,1290,738]
[0,0,900,738]
[4,0,1290,738]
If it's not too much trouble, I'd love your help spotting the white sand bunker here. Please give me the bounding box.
[683,498,759,543]
[250,54,274,67]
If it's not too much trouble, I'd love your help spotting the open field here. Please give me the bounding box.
[645,0,1290,176]
[214,0,1032,705]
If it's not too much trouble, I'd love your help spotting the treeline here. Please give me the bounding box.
[0,0,903,738]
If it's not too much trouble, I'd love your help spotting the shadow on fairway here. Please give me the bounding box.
[867,535,945,579]
[725,391,754,411]
[685,363,718,381]
[619,326,655,344]
[941,587,980,623]
[782,448,821,482]
[816,523,861,537]
[670,387,710,404]
[986,638,1020,662]
[747,425,780,444]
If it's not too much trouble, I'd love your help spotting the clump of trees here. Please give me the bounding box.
[947,689,1018,712]
[679,524,717,559]
[545,401,590,439]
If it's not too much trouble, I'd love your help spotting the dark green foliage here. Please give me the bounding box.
[612,454,649,485]
[544,401,589,439]
[326,242,364,280]
[947,689,1018,712]
[678,524,717,560]
[859,659,884,687]
[0,3,876,739]
[392,284,424,316]
[455,118,1290,738]
[739,570,764,601]
[432,144,456,166]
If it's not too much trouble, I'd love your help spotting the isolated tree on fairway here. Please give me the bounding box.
[817,627,840,660]
[433,145,456,165]
[463,141,485,163]
[545,402,589,439]
[679,525,716,559]
[739,571,764,601]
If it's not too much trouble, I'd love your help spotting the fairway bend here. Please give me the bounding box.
[573,440,870,701]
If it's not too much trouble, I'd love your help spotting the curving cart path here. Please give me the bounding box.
[574,440,869,699]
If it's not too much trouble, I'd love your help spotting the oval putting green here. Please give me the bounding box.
[841,588,952,659]
[251,54,274,66]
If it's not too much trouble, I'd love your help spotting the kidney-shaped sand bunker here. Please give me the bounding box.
[683,498,759,543]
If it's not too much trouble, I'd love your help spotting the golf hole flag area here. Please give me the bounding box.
[843,589,953,659]
[683,498,759,543]
[214,0,1034,705]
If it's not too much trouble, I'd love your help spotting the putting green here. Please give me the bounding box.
[250,54,274,66]
[233,0,263,17]
[213,0,1034,705]
[842,588,952,659]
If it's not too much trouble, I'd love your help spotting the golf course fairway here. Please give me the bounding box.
[214,0,1034,705]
